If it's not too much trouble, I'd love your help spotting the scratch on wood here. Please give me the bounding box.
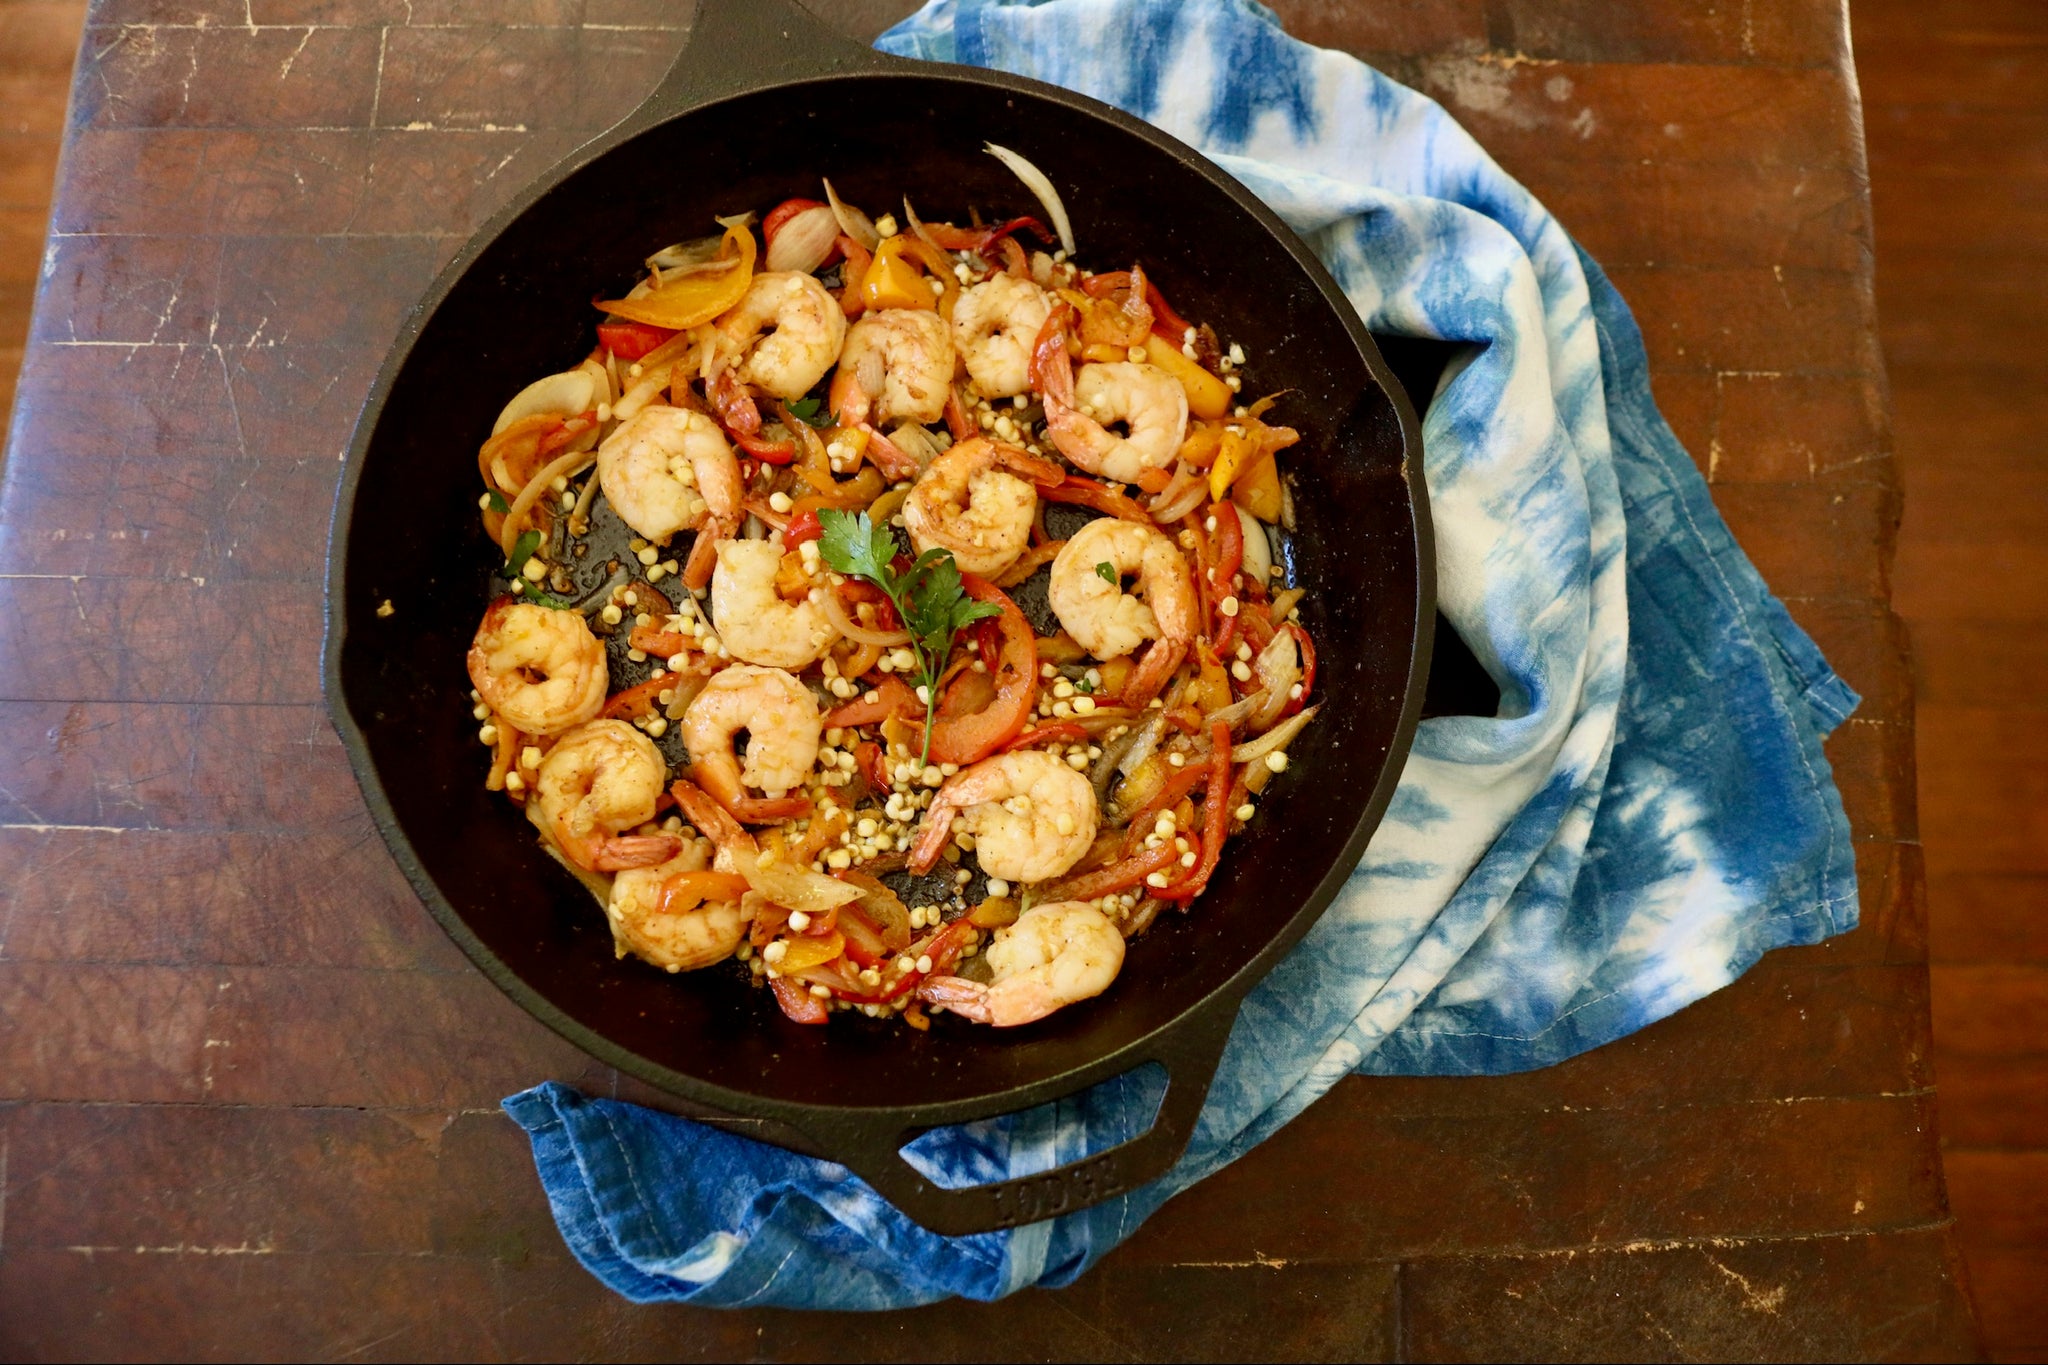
[1707,1255,1787,1313]
[1172,1251,1291,1268]
[67,1239,276,1257]
[278,27,314,81]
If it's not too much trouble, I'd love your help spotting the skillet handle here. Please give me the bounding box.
[629,0,908,124]
[792,1002,1242,1239]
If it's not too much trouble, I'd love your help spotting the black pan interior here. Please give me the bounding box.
[334,71,1421,1119]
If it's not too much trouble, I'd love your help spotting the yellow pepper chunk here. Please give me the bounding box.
[595,222,755,330]
[860,236,936,311]
[1232,449,1284,522]
[775,931,846,973]
[1144,332,1233,420]
[1207,426,1259,503]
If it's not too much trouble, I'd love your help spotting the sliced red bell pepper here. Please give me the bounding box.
[1155,720,1233,901]
[1284,622,1316,716]
[1040,473,1154,525]
[1044,843,1181,902]
[1003,720,1089,753]
[597,320,679,362]
[783,509,823,549]
[770,977,830,1025]
[925,575,1038,766]
[602,675,676,722]
[732,428,796,463]
[1145,279,1194,341]
[823,674,920,729]
[855,739,892,794]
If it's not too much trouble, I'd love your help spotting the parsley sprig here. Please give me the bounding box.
[816,508,1001,767]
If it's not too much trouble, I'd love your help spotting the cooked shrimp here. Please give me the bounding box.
[721,271,848,401]
[608,843,751,973]
[681,663,822,823]
[952,273,1051,399]
[908,749,1098,884]
[669,775,759,873]
[1047,517,1197,660]
[1048,517,1198,706]
[595,405,742,545]
[709,539,840,670]
[468,597,608,736]
[534,719,682,872]
[901,437,1063,579]
[1044,361,1188,484]
[917,900,1125,1026]
[830,308,955,427]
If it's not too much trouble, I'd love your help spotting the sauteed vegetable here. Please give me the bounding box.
[463,151,1319,1029]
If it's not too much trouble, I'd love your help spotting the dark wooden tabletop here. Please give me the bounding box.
[0,0,1982,1358]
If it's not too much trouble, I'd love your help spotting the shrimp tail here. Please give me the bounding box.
[682,516,735,591]
[1029,300,1076,406]
[907,791,960,875]
[829,366,871,427]
[584,832,684,873]
[997,443,1067,488]
[1121,638,1186,710]
[862,423,923,481]
[670,778,759,871]
[915,974,992,1023]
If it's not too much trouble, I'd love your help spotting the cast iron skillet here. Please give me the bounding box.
[324,0,1433,1236]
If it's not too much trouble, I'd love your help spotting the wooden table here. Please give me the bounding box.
[0,1,1981,1357]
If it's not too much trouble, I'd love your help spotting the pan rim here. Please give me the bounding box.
[322,61,1435,1140]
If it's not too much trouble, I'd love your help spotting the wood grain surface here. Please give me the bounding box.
[0,0,1981,1358]
[1856,1,2048,1359]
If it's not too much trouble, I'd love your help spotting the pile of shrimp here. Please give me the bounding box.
[463,180,1320,1031]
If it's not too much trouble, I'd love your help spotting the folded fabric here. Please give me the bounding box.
[505,0,1860,1308]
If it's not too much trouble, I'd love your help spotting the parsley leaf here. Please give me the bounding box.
[785,395,834,428]
[815,507,999,767]
[486,489,510,514]
[1095,560,1117,585]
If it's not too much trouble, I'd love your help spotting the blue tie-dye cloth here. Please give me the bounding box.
[503,0,1861,1307]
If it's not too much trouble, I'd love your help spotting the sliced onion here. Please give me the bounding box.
[1206,689,1268,730]
[822,178,880,251]
[1249,628,1301,732]
[499,442,595,557]
[1148,466,1208,524]
[985,142,1074,255]
[902,197,946,256]
[1234,503,1273,582]
[743,857,862,914]
[820,584,911,647]
[493,368,598,435]
[886,421,943,471]
[1268,586,1306,624]
[765,204,841,274]
[1233,705,1317,764]
[1117,711,1169,778]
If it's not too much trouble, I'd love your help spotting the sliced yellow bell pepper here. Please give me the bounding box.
[1231,448,1284,522]
[595,222,755,330]
[1207,426,1258,503]
[775,931,846,973]
[860,236,936,311]
[1144,332,1233,420]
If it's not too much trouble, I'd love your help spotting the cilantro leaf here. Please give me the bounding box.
[785,395,834,428]
[817,509,896,587]
[487,489,510,514]
[504,529,542,580]
[1095,561,1117,585]
[814,508,1003,767]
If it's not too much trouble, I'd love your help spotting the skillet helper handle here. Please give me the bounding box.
[805,1005,1241,1239]
[632,0,907,123]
